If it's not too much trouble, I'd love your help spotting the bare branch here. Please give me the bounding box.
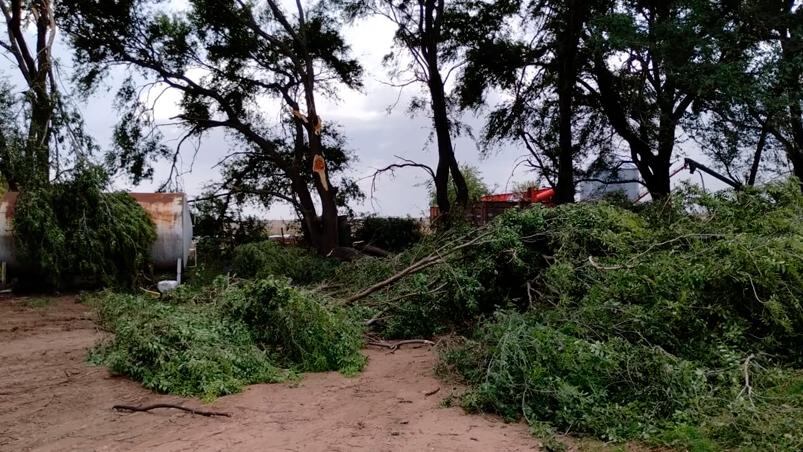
[370,155,436,202]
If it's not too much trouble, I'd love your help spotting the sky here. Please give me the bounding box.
[2,1,734,220]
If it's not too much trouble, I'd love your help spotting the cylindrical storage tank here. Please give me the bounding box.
[0,192,19,267]
[128,193,193,270]
[0,192,193,270]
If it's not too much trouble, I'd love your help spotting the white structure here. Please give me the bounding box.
[0,192,193,271]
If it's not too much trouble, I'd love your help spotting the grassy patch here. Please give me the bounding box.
[24,297,53,308]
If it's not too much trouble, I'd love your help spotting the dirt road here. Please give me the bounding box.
[0,296,539,451]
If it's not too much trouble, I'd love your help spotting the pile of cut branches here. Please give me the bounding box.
[335,178,803,449]
[88,275,365,400]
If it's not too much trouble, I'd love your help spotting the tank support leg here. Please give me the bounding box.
[176,259,182,285]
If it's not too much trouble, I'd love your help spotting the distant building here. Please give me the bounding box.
[578,165,641,202]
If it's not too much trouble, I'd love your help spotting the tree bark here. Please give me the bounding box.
[778,2,803,191]
[747,126,768,186]
[423,0,468,214]
[552,0,589,204]
[3,0,55,187]
[591,51,678,200]
[294,0,339,253]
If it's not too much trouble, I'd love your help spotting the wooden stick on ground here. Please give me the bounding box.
[424,387,441,397]
[113,403,231,417]
[367,339,435,351]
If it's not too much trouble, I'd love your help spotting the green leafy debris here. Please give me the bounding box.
[13,165,156,290]
[88,276,365,399]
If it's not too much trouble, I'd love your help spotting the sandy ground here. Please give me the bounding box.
[0,296,540,452]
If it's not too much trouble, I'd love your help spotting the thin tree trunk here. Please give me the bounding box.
[424,0,468,214]
[747,126,768,186]
[779,14,803,192]
[434,158,451,214]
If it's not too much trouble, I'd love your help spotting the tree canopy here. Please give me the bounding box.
[0,0,794,253]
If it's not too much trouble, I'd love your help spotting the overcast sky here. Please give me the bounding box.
[3,1,732,219]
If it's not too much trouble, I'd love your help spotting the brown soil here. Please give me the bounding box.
[0,296,540,451]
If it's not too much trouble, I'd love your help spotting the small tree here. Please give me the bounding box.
[428,164,489,207]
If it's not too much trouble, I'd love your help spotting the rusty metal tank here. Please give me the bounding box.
[0,191,193,270]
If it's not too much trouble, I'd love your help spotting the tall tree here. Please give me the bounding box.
[745,0,803,189]
[552,0,594,203]
[338,0,470,215]
[60,0,363,253]
[585,0,751,199]
[1,0,58,188]
[456,0,612,204]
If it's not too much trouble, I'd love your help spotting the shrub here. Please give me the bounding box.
[354,216,423,252]
[441,312,803,448]
[221,277,366,373]
[443,311,711,441]
[88,276,365,399]
[231,241,337,285]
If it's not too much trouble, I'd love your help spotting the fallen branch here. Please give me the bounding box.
[738,354,756,405]
[424,387,441,397]
[139,287,161,298]
[587,256,626,271]
[113,403,231,417]
[353,242,391,258]
[367,339,435,351]
[366,281,449,312]
[588,234,728,272]
[344,230,494,305]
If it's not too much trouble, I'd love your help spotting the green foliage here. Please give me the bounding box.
[231,241,337,285]
[88,276,365,399]
[191,194,273,257]
[13,166,156,289]
[221,278,366,374]
[334,179,803,448]
[89,291,286,400]
[354,216,423,252]
[60,0,365,251]
[428,164,490,207]
[431,179,803,449]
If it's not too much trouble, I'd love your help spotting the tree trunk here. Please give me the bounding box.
[434,158,451,214]
[28,92,52,185]
[287,167,323,249]
[5,0,55,187]
[295,0,339,254]
[747,125,768,186]
[643,159,672,199]
[423,0,468,214]
[778,11,803,192]
[552,0,588,204]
